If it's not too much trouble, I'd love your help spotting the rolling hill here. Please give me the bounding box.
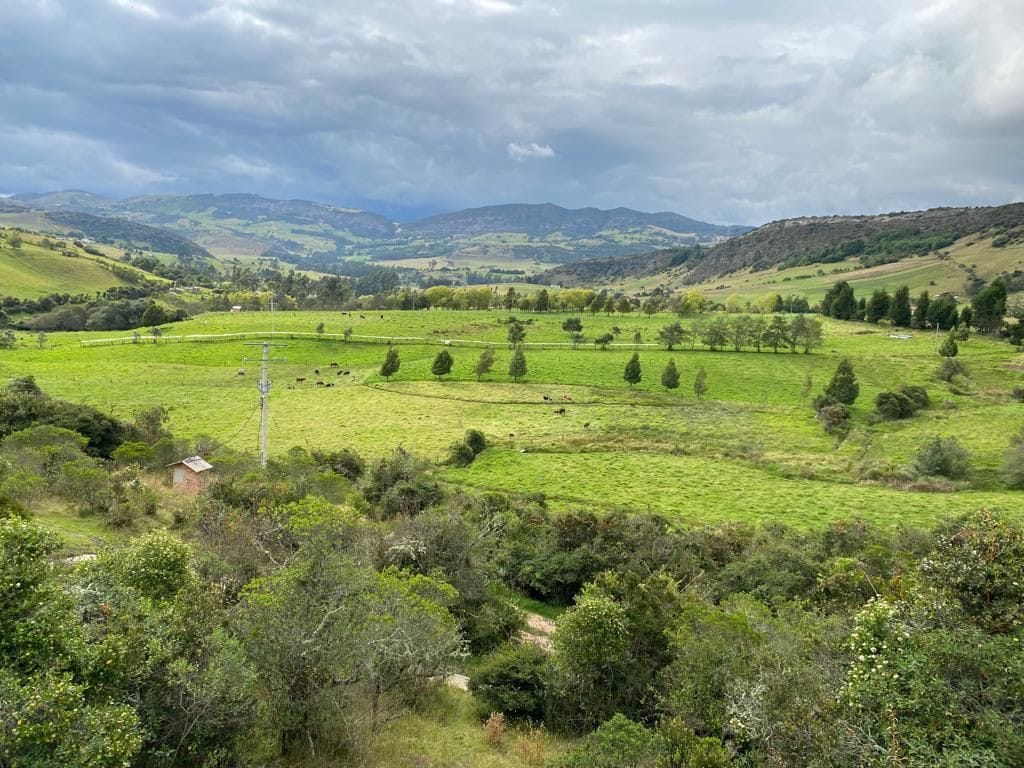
[10,192,749,269]
[539,203,1024,302]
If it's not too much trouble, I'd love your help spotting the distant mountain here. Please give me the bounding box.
[402,203,748,239]
[537,203,1024,292]
[10,191,749,268]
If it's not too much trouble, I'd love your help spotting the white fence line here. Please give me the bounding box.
[80,330,663,350]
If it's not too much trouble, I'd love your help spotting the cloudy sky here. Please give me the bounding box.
[2,0,1023,224]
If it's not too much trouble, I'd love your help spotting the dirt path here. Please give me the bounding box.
[519,612,555,652]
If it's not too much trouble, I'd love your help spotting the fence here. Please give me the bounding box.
[81,330,663,351]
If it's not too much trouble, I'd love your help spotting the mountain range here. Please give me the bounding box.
[4,191,749,267]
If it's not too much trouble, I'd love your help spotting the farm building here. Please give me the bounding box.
[167,456,214,493]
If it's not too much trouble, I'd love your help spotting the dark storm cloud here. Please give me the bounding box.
[1,0,1022,223]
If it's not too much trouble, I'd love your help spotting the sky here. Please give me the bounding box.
[2,0,1023,225]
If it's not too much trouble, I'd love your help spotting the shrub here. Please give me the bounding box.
[482,712,506,747]
[1002,431,1024,489]
[875,391,916,420]
[311,448,365,481]
[465,429,487,456]
[1011,386,1024,403]
[513,725,548,767]
[914,437,970,480]
[936,357,968,382]
[447,440,477,467]
[469,643,548,722]
[900,384,930,410]
[816,404,850,435]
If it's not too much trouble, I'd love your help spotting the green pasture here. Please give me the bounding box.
[0,235,137,298]
[1,309,1021,528]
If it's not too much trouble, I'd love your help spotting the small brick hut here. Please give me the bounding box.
[167,456,214,494]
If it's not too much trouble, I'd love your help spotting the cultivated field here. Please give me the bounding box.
[2,308,1022,528]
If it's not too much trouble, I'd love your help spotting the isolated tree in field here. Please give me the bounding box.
[474,348,495,380]
[432,349,454,380]
[562,317,584,347]
[507,320,526,347]
[150,327,162,343]
[343,326,353,342]
[821,358,859,406]
[939,331,959,358]
[509,345,527,382]
[632,329,642,348]
[657,322,685,350]
[595,333,614,349]
[380,347,400,381]
[316,321,325,337]
[889,285,912,327]
[661,359,680,391]
[36,332,46,350]
[694,366,707,399]
[624,353,642,387]
[801,372,813,403]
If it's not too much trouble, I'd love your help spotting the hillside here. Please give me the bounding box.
[0,229,162,298]
[11,191,749,268]
[540,203,1024,300]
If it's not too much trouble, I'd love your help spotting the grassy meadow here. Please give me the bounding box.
[2,308,1022,530]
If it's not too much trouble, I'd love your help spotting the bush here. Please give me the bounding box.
[816,404,850,435]
[914,437,970,480]
[482,712,507,746]
[1002,431,1024,488]
[465,429,487,456]
[311,448,365,481]
[447,429,488,467]
[470,643,548,722]
[875,391,916,420]
[937,357,968,382]
[900,385,930,410]
[1011,387,1024,403]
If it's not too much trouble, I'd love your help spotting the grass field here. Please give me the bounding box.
[2,308,1022,530]
[0,231,143,297]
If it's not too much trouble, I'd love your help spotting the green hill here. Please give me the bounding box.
[0,230,162,298]
[540,203,1024,302]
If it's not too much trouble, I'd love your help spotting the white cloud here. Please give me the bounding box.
[507,142,556,161]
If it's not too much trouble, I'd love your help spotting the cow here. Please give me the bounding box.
[542,395,553,401]
[380,314,384,319]
[329,362,339,368]
[359,314,366,319]
[296,377,306,384]
[316,380,326,387]
[583,422,591,429]
[554,407,566,415]
[562,395,573,401]
[341,370,350,375]
[236,369,245,376]
[314,368,320,375]
[337,370,345,377]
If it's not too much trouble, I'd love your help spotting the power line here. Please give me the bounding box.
[220,401,261,448]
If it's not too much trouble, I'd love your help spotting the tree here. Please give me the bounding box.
[343,326,353,342]
[865,290,891,323]
[509,345,527,382]
[474,348,495,380]
[914,436,969,479]
[315,321,325,336]
[939,331,958,358]
[913,290,930,328]
[889,285,912,327]
[150,326,162,343]
[594,333,614,349]
[507,321,526,347]
[657,322,685,350]
[1002,429,1024,488]
[380,347,400,381]
[971,277,1008,334]
[35,332,46,350]
[820,358,858,406]
[616,297,632,315]
[700,317,729,351]
[431,349,454,380]
[632,329,642,348]
[796,316,824,354]
[141,301,168,327]
[623,353,642,387]
[603,297,615,315]
[822,281,857,320]
[534,289,550,313]
[762,316,790,353]
[661,359,680,391]
[694,367,707,399]
[562,317,584,347]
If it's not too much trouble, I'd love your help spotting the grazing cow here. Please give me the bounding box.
[329,362,339,368]
[236,369,245,376]
[583,422,591,429]
[508,432,515,440]
[336,371,344,377]
[359,314,366,319]
[316,380,326,387]
[554,407,566,415]
[562,395,573,401]
[341,370,350,375]
[314,368,320,375]
[380,314,384,319]
[296,377,306,383]
[542,395,553,401]
[326,382,335,388]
